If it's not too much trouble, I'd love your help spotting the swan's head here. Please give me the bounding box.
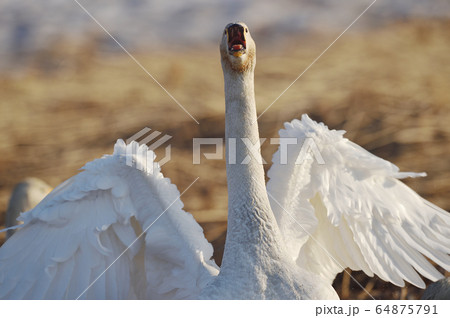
[220,22,255,73]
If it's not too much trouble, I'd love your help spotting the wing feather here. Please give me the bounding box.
[48,256,76,299]
[65,249,90,299]
[0,140,218,299]
[267,115,450,288]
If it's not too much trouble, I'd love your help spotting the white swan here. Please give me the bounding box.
[4,178,52,240]
[0,22,449,299]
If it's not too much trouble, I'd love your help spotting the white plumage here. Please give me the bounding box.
[0,22,448,299]
[0,141,218,299]
[267,115,450,288]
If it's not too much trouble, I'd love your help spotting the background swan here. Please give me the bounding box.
[4,178,52,240]
[421,277,450,300]
[0,22,449,299]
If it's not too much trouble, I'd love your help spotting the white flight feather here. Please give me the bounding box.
[0,140,218,299]
[267,114,450,288]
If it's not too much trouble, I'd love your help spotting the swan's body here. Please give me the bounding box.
[0,22,449,299]
[4,178,52,240]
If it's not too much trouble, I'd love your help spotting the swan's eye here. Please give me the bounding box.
[245,28,248,33]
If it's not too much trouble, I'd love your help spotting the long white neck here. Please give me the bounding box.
[220,63,285,273]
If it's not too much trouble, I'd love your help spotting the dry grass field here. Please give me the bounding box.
[0,19,449,299]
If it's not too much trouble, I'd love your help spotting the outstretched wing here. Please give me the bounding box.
[267,115,450,288]
[0,140,218,299]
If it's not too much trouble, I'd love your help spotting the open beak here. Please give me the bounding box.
[227,24,246,57]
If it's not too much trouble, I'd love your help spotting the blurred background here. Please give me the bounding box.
[0,0,449,299]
